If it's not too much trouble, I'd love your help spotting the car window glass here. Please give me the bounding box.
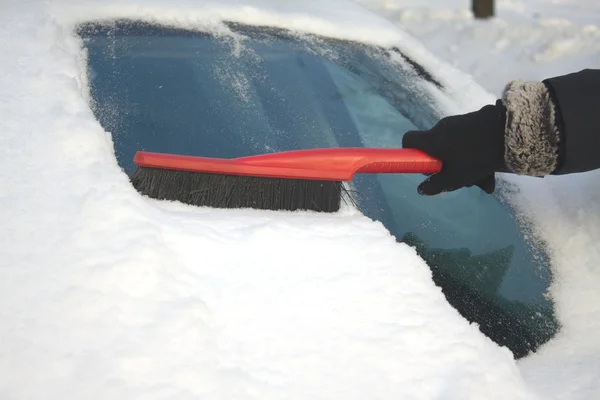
[79,21,558,358]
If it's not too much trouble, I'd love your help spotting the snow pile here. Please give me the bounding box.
[0,0,539,399]
[357,0,600,398]
[358,0,600,96]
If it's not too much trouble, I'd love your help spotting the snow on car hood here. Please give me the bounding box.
[0,0,537,399]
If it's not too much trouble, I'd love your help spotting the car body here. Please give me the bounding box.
[0,0,561,398]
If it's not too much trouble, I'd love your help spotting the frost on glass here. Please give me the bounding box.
[78,20,558,358]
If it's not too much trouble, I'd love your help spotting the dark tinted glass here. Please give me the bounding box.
[79,21,558,358]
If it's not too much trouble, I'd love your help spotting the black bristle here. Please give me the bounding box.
[131,167,344,212]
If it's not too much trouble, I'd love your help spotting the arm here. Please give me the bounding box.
[402,69,600,195]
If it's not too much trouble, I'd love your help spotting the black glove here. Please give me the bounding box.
[402,101,508,195]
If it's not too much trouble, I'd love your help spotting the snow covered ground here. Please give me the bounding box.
[357,0,600,95]
[1,0,599,399]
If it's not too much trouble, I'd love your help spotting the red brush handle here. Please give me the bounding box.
[134,148,442,182]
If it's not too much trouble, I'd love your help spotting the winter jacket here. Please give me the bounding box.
[502,68,600,176]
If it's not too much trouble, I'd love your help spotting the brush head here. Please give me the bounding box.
[131,166,344,212]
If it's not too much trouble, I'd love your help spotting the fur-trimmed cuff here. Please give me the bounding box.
[501,80,561,176]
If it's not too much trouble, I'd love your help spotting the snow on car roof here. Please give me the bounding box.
[0,0,535,399]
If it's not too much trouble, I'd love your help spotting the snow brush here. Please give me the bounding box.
[131,148,442,212]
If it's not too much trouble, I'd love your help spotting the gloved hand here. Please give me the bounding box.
[402,101,508,195]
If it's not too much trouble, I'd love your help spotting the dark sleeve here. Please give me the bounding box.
[499,69,600,176]
[544,69,600,175]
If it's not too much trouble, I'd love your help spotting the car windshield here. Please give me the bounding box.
[78,21,558,358]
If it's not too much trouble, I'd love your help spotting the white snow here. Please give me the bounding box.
[357,1,600,399]
[0,1,539,399]
[1,0,599,398]
[507,172,600,400]
[357,0,600,96]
